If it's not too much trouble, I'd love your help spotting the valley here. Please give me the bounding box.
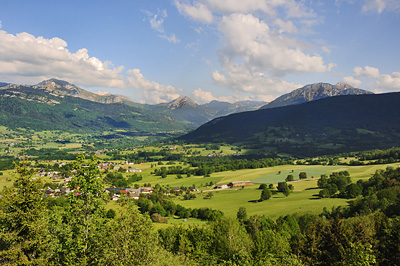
[1,79,400,265]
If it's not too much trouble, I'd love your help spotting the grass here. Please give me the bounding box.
[173,180,349,220]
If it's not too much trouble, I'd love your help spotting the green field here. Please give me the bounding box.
[166,163,400,219]
[172,180,349,219]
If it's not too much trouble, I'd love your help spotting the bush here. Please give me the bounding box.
[259,184,268,190]
[151,213,167,223]
[299,172,307,179]
[260,188,272,201]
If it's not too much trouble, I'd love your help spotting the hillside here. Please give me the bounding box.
[0,79,265,129]
[180,92,400,157]
[260,82,373,109]
[35,79,134,104]
[0,84,187,134]
[151,97,265,127]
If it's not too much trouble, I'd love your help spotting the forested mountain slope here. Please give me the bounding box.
[0,85,186,133]
[180,92,400,156]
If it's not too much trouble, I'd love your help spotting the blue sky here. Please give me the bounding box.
[0,0,399,104]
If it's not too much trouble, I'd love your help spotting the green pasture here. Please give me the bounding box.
[209,163,400,186]
[123,161,400,192]
[173,180,349,219]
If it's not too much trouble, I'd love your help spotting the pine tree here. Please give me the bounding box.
[0,156,49,265]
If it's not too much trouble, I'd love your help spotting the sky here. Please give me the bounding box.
[0,0,399,104]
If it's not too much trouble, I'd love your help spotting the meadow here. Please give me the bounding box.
[1,132,399,224]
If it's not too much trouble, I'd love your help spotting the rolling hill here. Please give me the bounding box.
[180,92,400,157]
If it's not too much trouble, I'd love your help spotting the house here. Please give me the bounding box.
[214,184,229,189]
[140,187,153,194]
[173,186,180,192]
[129,193,140,199]
[228,181,252,187]
[111,194,120,201]
[127,168,142,173]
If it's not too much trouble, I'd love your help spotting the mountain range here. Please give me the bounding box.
[180,92,400,157]
[0,79,267,133]
[0,81,186,134]
[1,78,390,155]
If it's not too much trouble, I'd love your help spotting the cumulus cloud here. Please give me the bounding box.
[174,1,333,99]
[345,66,400,92]
[218,13,334,76]
[126,68,183,104]
[142,9,180,43]
[191,88,216,103]
[0,30,185,104]
[362,0,400,13]
[212,62,300,100]
[353,66,380,78]
[342,76,362,87]
[0,30,125,87]
[377,71,400,90]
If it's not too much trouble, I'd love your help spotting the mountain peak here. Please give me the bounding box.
[162,96,198,110]
[261,82,373,109]
[37,78,73,87]
[334,82,354,90]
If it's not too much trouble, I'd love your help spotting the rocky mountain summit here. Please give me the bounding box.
[260,82,373,109]
[160,96,198,110]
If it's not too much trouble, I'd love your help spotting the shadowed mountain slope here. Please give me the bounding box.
[180,92,400,156]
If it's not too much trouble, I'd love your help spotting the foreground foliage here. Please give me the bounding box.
[2,156,400,265]
[0,156,184,266]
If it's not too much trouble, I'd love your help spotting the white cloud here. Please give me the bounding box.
[218,13,334,76]
[175,1,214,23]
[160,33,180,44]
[274,18,298,34]
[362,0,400,13]
[346,66,400,92]
[0,30,125,88]
[353,66,380,78]
[342,76,362,87]
[0,21,2,29]
[191,88,216,103]
[377,71,400,90]
[142,9,180,43]
[212,62,300,100]
[174,1,333,101]
[126,68,183,104]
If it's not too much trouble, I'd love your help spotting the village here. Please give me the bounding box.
[38,159,254,201]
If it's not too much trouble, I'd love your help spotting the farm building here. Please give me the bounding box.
[228,181,252,187]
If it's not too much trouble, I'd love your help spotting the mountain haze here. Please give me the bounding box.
[260,82,373,109]
[147,96,266,128]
